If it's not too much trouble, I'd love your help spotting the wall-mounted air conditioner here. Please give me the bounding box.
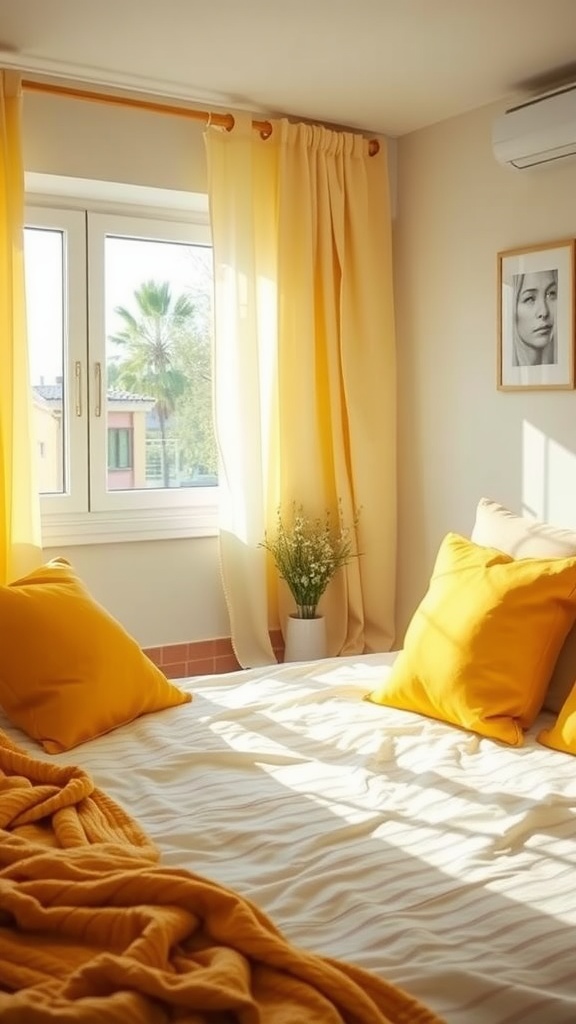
[492,84,576,169]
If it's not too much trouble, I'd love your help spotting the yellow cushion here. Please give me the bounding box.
[0,559,191,753]
[471,497,576,713]
[538,685,576,754]
[367,533,576,745]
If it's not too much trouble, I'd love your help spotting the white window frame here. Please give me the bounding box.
[25,177,219,546]
[26,206,89,517]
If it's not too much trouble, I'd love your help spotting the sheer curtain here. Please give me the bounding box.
[0,71,42,584]
[205,117,396,667]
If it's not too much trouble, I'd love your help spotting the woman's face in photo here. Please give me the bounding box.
[515,270,557,353]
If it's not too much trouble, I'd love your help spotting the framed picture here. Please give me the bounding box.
[497,239,576,391]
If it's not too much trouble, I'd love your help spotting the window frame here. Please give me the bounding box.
[25,206,89,517]
[25,178,219,546]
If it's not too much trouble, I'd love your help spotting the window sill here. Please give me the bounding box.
[41,505,219,546]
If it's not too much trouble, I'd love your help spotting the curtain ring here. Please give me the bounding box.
[206,111,213,129]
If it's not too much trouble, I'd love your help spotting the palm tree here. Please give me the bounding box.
[109,281,193,488]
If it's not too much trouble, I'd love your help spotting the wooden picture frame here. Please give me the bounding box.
[497,239,575,391]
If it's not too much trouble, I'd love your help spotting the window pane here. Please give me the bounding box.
[24,227,66,495]
[104,235,217,492]
[106,425,133,477]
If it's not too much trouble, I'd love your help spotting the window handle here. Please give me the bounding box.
[94,362,102,417]
[74,361,82,416]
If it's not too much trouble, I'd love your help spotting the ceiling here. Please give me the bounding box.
[1,0,576,137]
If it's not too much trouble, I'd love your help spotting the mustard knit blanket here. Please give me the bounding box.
[0,730,444,1023]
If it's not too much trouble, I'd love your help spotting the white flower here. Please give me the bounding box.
[260,502,360,618]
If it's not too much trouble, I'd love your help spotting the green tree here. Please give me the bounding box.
[109,281,193,488]
[171,248,218,480]
[171,298,218,480]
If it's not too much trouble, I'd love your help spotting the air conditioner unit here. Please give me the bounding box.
[492,84,576,169]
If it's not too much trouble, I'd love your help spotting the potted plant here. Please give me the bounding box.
[261,502,360,660]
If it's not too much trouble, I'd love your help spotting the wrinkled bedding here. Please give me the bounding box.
[1,652,575,1023]
[0,726,439,1023]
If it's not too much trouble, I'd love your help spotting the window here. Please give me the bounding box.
[24,192,218,544]
[108,427,133,471]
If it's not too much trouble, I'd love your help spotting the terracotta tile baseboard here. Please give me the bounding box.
[144,631,285,679]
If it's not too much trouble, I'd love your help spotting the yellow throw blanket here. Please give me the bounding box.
[0,730,444,1023]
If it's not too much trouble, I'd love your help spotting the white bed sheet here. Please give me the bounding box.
[2,652,576,1024]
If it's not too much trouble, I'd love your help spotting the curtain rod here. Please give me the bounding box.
[21,78,379,155]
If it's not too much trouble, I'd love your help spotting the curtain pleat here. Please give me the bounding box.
[0,71,42,585]
[205,118,396,667]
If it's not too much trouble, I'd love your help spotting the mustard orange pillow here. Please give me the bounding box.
[367,533,576,746]
[538,685,576,755]
[0,559,191,753]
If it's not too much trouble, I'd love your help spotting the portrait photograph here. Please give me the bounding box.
[497,239,575,391]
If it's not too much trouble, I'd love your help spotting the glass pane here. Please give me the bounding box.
[104,235,217,492]
[24,228,66,495]
[107,427,133,477]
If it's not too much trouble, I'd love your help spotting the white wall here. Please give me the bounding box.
[23,91,208,192]
[23,91,230,646]
[43,537,228,647]
[394,99,576,641]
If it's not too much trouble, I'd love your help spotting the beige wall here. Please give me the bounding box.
[43,537,228,647]
[394,99,576,641]
[23,91,208,193]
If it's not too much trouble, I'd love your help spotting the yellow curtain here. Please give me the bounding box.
[0,71,42,584]
[205,118,396,667]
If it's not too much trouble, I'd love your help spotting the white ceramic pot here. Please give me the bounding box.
[284,614,327,662]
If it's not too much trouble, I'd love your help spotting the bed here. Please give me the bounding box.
[2,497,576,1022]
[2,651,576,1023]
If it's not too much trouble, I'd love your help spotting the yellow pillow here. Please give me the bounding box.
[0,559,191,753]
[471,497,576,713]
[367,533,576,745]
[538,685,576,754]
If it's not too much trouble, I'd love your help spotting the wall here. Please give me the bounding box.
[42,536,226,647]
[394,99,576,641]
[23,91,208,193]
[23,90,231,647]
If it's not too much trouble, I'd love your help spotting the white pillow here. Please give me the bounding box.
[471,498,576,713]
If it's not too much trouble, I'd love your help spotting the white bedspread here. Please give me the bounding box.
[2,652,575,1023]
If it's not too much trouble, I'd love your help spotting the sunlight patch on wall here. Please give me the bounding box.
[522,420,576,528]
